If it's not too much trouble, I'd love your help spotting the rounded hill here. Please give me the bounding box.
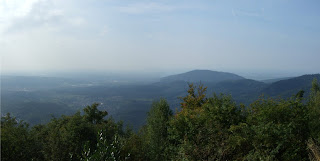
[160,70,245,83]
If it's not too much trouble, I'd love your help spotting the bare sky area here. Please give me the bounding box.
[1,0,320,76]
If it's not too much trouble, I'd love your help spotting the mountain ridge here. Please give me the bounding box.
[160,69,245,83]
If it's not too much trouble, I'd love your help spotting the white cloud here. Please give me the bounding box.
[0,0,40,35]
[1,0,64,34]
[118,2,176,14]
[0,0,40,19]
[1,0,89,36]
[68,17,86,26]
[231,8,264,18]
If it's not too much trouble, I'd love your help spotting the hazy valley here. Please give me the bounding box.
[2,70,319,129]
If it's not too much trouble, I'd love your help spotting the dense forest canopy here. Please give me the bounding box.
[2,79,320,160]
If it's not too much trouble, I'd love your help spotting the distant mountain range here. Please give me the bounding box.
[2,70,320,129]
[161,70,245,83]
[158,70,320,105]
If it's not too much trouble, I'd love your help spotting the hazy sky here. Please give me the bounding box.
[1,0,320,75]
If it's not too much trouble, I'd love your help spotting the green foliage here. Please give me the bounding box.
[169,83,242,160]
[312,79,320,94]
[230,96,310,160]
[41,112,96,160]
[83,103,108,124]
[81,131,130,161]
[180,83,207,109]
[309,78,320,143]
[143,99,172,160]
[122,131,147,160]
[0,103,126,161]
[1,113,39,161]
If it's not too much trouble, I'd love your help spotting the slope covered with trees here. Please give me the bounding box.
[262,74,320,97]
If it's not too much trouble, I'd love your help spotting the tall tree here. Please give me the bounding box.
[144,99,172,161]
[308,78,320,142]
[169,83,242,160]
[83,103,108,124]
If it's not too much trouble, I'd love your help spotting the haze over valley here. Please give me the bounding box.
[2,70,319,129]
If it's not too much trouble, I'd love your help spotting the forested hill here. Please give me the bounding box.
[262,74,320,97]
[160,70,245,83]
[203,74,320,104]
